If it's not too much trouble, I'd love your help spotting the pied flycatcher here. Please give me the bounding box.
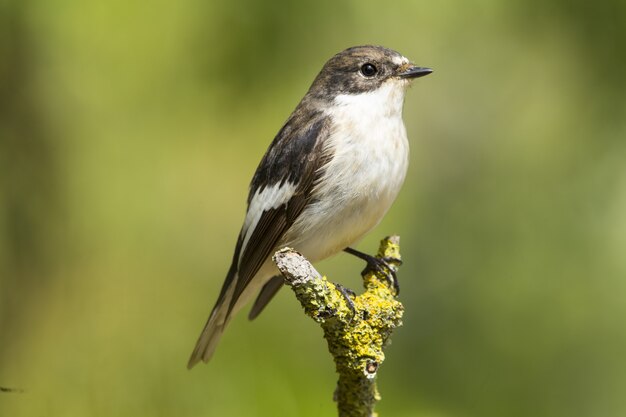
[188,45,432,368]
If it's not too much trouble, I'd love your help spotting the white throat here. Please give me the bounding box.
[333,80,408,120]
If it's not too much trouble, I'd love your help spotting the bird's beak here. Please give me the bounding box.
[397,65,433,79]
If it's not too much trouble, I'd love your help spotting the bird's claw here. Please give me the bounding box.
[335,283,356,315]
[344,247,401,295]
[360,256,400,295]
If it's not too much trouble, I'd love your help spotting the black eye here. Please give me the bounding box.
[360,63,377,77]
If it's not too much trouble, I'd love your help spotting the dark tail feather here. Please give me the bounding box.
[248,275,284,320]
[188,264,240,369]
[187,293,231,369]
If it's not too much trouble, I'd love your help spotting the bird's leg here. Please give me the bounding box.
[344,247,401,295]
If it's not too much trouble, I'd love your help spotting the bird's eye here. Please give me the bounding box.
[360,63,378,77]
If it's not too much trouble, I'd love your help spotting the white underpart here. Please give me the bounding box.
[281,78,411,261]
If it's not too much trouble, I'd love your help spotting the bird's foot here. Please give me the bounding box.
[344,247,401,295]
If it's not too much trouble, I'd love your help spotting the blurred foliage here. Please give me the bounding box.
[1,0,625,416]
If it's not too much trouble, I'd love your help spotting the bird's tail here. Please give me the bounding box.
[187,273,237,369]
[187,299,233,368]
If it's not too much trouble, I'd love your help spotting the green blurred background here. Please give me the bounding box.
[1,0,625,416]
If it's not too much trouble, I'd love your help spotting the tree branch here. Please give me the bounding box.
[273,236,404,417]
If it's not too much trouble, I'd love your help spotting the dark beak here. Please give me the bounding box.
[398,66,433,79]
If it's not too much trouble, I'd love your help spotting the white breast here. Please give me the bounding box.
[282,80,410,261]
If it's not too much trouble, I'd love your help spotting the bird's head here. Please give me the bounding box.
[308,45,432,100]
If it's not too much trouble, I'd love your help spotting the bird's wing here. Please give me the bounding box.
[227,110,332,315]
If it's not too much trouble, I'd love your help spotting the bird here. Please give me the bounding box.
[188,45,432,369]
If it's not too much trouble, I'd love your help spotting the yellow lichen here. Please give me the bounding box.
[276,236,404,417]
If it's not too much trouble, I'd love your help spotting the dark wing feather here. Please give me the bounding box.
[227,110,332,315]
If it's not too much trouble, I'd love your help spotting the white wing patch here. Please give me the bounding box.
[240,182,297,263]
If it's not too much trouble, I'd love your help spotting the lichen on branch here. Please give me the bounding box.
[273,236,404,417]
